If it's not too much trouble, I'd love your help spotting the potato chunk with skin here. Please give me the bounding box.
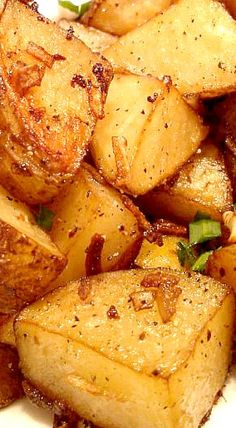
[81,0,173,36]
[92,73,207,196]
[139,141,233,223]
[104,0,236,97]
[49,163,143,286]
[16,269,234,428]
[59,20,117,52]
[207,244,236,293]
[0,0,112,204]
[0,184,66,314]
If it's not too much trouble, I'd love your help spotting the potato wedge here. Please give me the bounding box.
[81,0,173,36]
[49,163,143,286]
[0,184,66,314]
[0,0,112,204]
[104,0,236,97]
[59,20,117,52]
[92,73,207,196]
[135,236,186,270]
[140,141,233,223]
[0,343,23,408]
[16,269,234,428]
[207,244,236,293]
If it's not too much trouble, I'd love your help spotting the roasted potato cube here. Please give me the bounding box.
[81,0,173,36]
[59,20,117,52]
[16,269,234,428]
[104,0,236,96]
[135,236,186,270]
[0,184,66,314]
[0,344,23,408]
[140,141,233,223]
[92,73,207,196]
[0,0,112,204]
[0,315,15,347]
[49,163,143,286]
[207,244,236,293]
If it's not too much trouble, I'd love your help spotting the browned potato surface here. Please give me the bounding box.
[92,73,207,196]
[81,0,173,36]
[104,0,236,96]
[0,343,23,408]
[15,269,234,428]
[50,163,143,285]
[220,0,236,18]
[0,184,66,314]
[0,0,112,204]
[140,141,233,223]
[59,20,117,52]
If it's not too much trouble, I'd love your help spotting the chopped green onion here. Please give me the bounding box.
[233,203,236,212]
[192,251,213,273]
[194,211,211,221]
[189,219,221,245]
[177,240,196,268]
[58,1,91,17]
[36,206,55,231]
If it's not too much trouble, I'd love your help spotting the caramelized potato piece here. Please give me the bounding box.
[81,0,173,36]
[15,269,234,428]
[140,141,233,223]
[59,20,117,52]
[220,0,236,18]
[0,343,23,408]
[0,0,112,204]
[92,73,207,196]
[207,244,236,293]
[50,163,143,285]
[104,0,236,96]
[0,315,15,347]
[135,236,186,270]
[0,184,66,314]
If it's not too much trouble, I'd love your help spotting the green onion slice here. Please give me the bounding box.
[189,219,221,245]
[58,1,91,17]
[192,251,213,273]
[36,206,55,231]
[177,240,196,268]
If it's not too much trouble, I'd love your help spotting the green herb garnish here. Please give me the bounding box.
[177,240,196,268]
[58,1,91,17]
[36,206,55,231]
[189,218,221,245]
[192,251,213,273]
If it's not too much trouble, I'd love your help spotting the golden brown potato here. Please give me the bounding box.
[104,0,236,97]
[92,73,207,196]
[15,269,234,428]
[220,0,236,18]
[140,141,233,223]
[207,244,236,293]
[0,184,66,314]
[0,315,15,347]
[135,236,186,270]
[0,343,23,408]
[59,20,117,52]
[0,0,112,204]
[49,163,143,286]
[81,0,173,36]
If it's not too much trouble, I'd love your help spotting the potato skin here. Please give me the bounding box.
[0,0,113,204]
[0,220,66,314]
[0,343,23,408]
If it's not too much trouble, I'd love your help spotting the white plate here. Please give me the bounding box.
[0,366,235,427]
